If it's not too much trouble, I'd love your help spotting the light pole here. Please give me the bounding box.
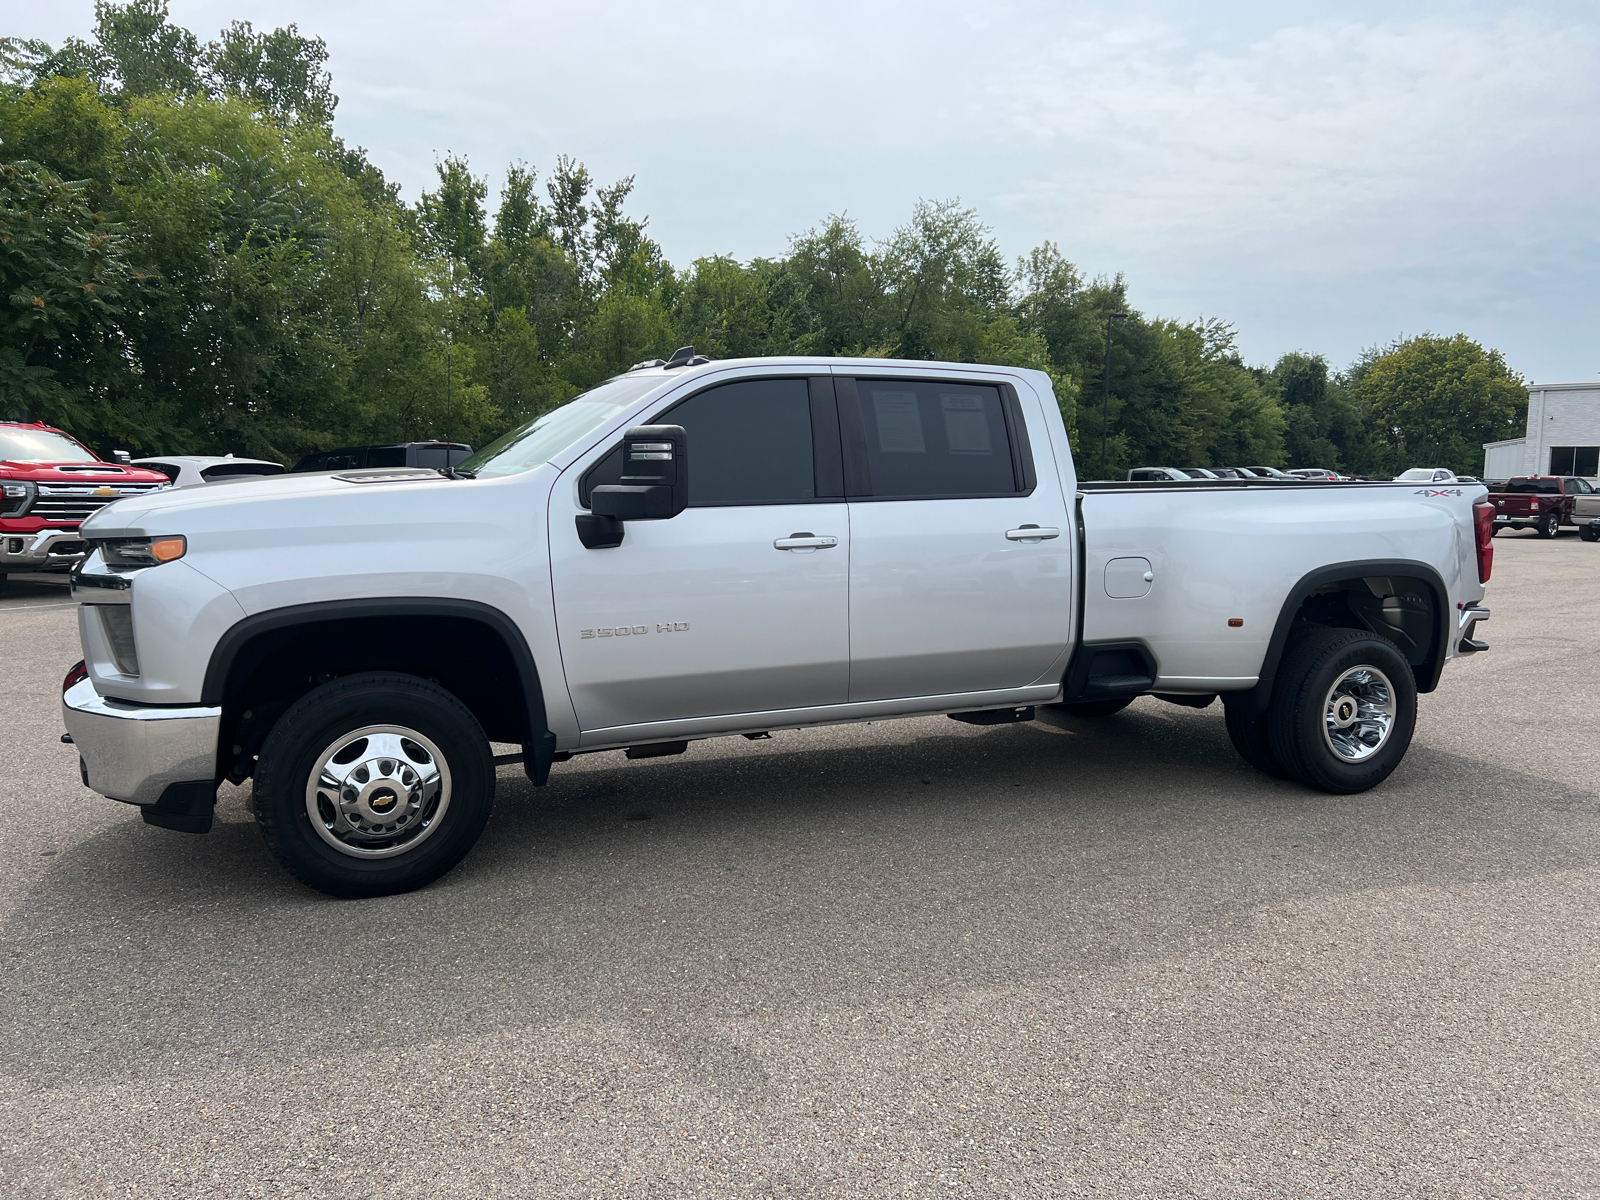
[1100,311,1129,481]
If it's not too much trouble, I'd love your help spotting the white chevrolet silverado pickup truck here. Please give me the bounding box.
[61,354,1496,897]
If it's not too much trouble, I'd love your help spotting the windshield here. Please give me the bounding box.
[0,426,97,463]
[1395,468,1439,481]
[459,374,667,478]
[1504,477,1560,494]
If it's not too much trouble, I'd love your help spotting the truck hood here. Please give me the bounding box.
[78,466,553,542]
[0,460,170,486]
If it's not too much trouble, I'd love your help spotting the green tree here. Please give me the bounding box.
[1350,334,1527,476]
[207,20,334,125]
[0,159,144,428]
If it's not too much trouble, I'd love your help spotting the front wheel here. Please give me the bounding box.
[1538,510,1560,538]
[253,672,495,897]
[1582,524,1599,543]
[1266,628,1416,794]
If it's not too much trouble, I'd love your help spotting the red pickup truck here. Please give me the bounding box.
[1,421,170,588]
[1488,475,1600,539]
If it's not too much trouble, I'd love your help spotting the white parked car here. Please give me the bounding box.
[63,353,1495,896]
[132,455,286,488]
[1394,467,1457,484]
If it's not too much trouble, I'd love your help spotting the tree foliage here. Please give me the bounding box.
[0,4,1529,476]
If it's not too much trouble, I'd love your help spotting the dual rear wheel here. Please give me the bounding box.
[1225,628,1416,793]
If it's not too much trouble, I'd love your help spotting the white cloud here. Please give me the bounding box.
[10,1,1600,378]
[992,15,1598,257]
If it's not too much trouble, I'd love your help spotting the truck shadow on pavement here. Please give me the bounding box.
[4,703,1595,1091]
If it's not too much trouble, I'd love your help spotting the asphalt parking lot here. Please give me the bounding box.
[1,534,1596,1199]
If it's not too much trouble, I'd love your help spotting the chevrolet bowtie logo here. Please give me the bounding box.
[91,486,119,496]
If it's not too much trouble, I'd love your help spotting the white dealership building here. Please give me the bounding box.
[1483,379,1600,480]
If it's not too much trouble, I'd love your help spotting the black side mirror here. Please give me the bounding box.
[576,424,688,549]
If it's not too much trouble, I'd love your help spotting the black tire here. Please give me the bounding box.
[1538,509,1560,538]
[1050,696,1136,719]
[1266,628,1416,794]
[1224,701,1290,778]
[253,672,495,898]
[1582,524,1598,543]
[1489,525,1501,537]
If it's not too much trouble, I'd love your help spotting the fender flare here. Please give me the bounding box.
[1227,559,1451,714]
[201,597,557,786]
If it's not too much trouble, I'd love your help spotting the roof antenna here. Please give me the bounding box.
[663,345,709,369]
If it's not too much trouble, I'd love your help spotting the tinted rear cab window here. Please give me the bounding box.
[1505,478,1560,494]
[844,379,1019,499]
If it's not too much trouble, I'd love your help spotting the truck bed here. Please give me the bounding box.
[1076,479,1487,694]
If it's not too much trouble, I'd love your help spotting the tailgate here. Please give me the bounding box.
[1492,493,1539,517]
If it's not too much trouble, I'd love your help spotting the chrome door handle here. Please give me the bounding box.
[1005,525,1060,542]
[774,533,839,550]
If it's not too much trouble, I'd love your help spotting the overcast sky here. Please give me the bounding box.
[15,0,1600,383]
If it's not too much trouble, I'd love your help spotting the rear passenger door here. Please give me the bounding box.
[838,375,1073,703]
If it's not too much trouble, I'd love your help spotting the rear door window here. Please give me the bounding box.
[840,378,1023,499]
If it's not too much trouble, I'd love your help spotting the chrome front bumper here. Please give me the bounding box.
[2,528,90,569]
[62,677,220,805]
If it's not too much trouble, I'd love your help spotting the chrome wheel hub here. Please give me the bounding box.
[304,726,451,859]
[1321,666,1397,763]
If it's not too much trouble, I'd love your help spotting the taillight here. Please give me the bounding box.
[1473,501,1494,583]
[63,660,88,693]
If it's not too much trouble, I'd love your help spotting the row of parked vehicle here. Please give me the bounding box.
[0,419,469,585]
[1127,465,1477,484]
[1485,475,1600,539]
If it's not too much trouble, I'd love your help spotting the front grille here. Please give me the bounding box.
[31,498,108,520]
[31,483,166,521]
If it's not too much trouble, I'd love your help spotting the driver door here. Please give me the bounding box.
[548,375,850,740]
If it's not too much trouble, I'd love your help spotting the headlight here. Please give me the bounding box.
[98,535,186,567]
[1,481,35,516]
